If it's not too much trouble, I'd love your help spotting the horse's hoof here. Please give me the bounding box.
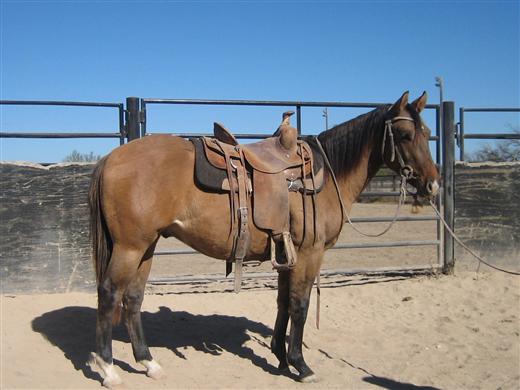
[88,352,123,389]
[139,359,164,380]
[278,365,291,376]
[102,375,124,389]
[300,373,319,383]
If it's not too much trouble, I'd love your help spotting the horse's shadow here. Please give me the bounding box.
[31,305,286,383]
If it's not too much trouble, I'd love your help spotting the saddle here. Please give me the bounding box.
[191,111,324,291]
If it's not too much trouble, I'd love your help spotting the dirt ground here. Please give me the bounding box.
[1,269,519,390]
[1,203,519,389]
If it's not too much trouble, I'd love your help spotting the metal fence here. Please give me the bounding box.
[456,107,520,161]
[0,100,126,144]
[1,96,451,278]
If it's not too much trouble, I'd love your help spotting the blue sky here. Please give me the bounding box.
[1,0,519,162]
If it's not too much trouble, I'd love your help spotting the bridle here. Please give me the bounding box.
[314,113,421,238]
[381,116,417,180]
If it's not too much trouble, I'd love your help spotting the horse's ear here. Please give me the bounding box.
[411,91,428,113]
[389,91,409,116]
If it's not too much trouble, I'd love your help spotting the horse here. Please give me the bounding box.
[88,91,440,387]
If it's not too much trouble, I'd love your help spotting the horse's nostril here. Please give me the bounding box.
[426,180,439,195]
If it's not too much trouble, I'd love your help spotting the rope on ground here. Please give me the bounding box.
[429,200,520,276]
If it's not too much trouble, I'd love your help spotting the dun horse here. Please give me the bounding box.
[88,91,440,386]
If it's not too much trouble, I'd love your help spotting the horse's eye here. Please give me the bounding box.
[400,133,413,141]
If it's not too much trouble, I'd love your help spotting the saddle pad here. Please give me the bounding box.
[303,136,325,176]
[252,170,288,233]
[192,138,228,192]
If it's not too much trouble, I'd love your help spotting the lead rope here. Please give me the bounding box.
[315,135,409,238]
[429,200,520,276]
[313,135,408,330]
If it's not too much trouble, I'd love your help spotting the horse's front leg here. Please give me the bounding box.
[271,270,290,370]
[287,267,318,382]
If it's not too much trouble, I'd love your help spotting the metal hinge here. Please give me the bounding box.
[138,109,146,124]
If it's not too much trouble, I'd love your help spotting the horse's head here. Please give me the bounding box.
[383,91,441,198]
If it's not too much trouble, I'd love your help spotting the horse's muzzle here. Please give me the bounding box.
[426,179,440,197]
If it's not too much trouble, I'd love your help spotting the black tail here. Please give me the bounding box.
[88,156,112,285]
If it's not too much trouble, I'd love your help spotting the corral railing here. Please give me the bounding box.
[0,100,126,144]
[456,107,520,161]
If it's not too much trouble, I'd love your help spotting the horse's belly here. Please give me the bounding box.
[162,192,271,261]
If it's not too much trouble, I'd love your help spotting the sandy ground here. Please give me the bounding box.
[1,269,519,390]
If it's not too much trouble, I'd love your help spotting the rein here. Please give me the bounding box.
[429,200,520,276]
[314,115,415,238]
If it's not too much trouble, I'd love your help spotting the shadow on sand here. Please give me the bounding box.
[31,305,290,384]
[32,306,441,389]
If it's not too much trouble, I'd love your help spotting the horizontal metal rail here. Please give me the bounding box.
[348,215,438,222]
[462,133,520,140]
[0,100,122,108]
[0,132,123,139]
[461,107,520,113]
[0,100,126,144]
[142,97,439,109]
[360,191,400,197]
[335,240,439,249]
[145,131,439,142]
[147,264,440,286]
[146,132,272,139]
[154,239,439,257]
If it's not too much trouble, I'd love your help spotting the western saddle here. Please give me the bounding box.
[191,112,324,291]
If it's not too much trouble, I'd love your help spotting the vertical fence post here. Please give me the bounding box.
[442,101,455,273]
[459,107,465,161]
[125,97,141,142]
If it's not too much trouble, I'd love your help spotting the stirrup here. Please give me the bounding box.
[270,232,297,271]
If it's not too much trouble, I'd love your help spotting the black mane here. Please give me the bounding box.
[316,105,390,178]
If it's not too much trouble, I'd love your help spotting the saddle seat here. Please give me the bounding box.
[210,121,302,174]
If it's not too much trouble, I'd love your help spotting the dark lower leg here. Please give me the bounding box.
[287,286,314,379]
[123,249,155,363]
[123,292,152,362]
[96,279,120,364]
[271,271,290,369]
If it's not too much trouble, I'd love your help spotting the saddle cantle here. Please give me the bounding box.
[191,111,325,291]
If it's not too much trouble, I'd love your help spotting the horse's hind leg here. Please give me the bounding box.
[271,270,290,370]
[93,244,148,388]
[122,242,164,380]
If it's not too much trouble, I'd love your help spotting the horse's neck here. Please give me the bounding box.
[337,143,382,209]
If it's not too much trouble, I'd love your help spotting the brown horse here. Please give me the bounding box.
[88,91,440,387]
